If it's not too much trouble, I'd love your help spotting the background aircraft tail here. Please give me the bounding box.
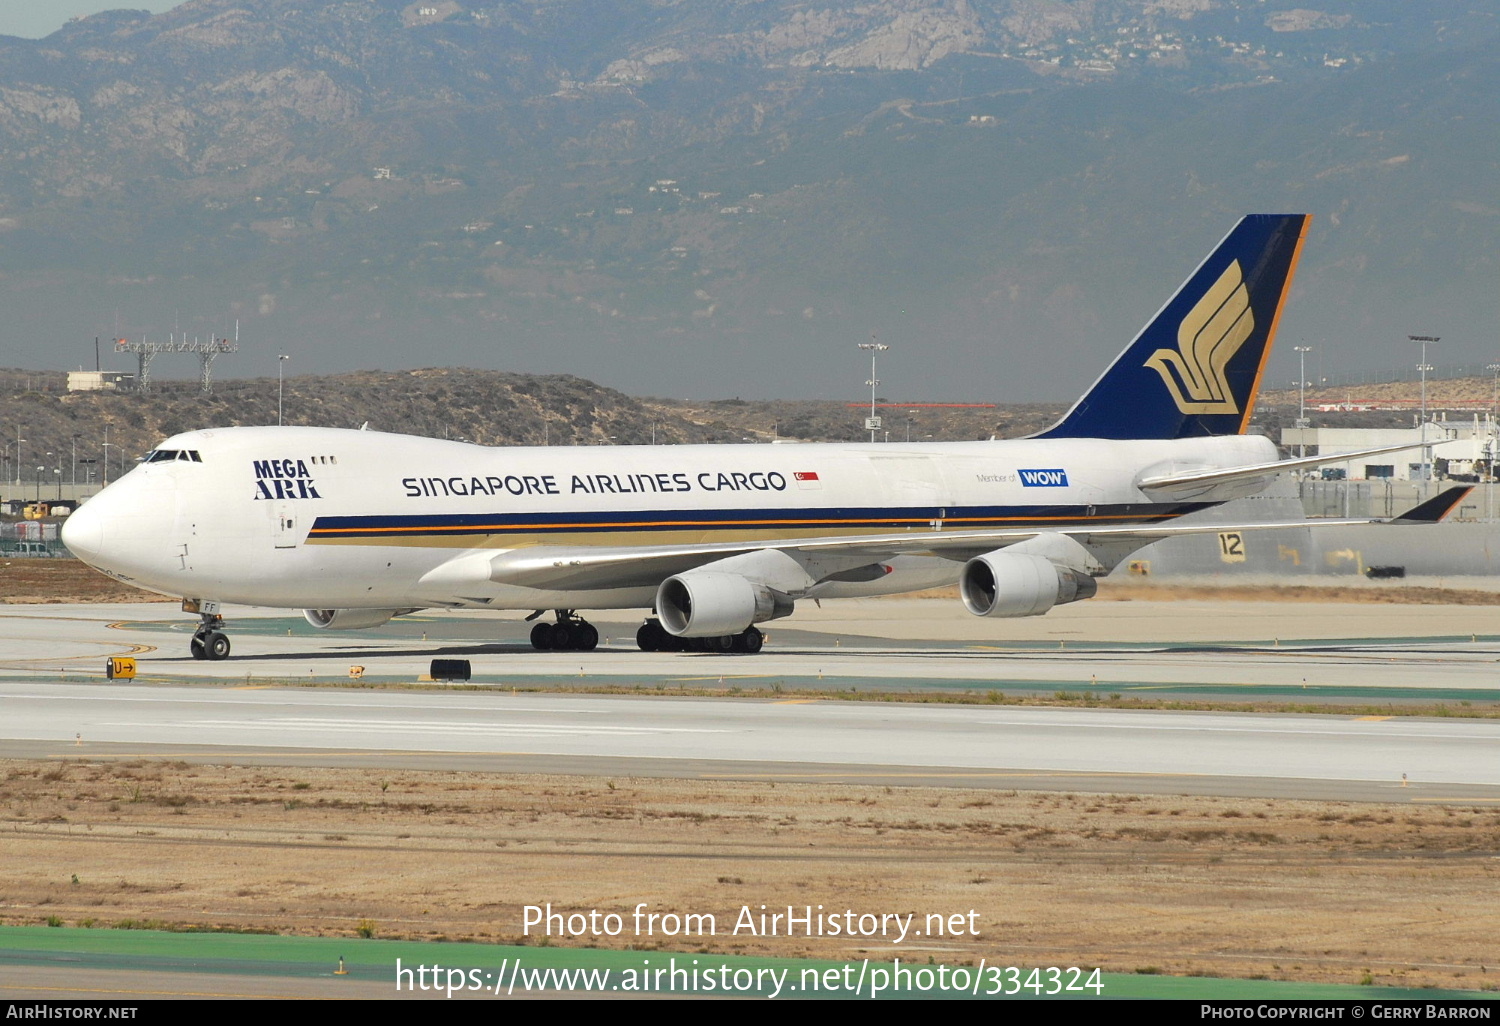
[1036,213,1310,441]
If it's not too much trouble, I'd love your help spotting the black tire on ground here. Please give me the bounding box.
[530,622,554,651]
[739,626,763,654]
[572,622,599,651]
[190,634,207,660]
[206,632,231,661]
[636,622,660,651]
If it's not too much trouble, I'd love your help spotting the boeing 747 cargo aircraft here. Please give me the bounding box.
[62,214,1461,659]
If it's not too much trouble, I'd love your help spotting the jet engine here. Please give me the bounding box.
[303,608,417,630]
[655,571,795,638]
[958,552,1097,618]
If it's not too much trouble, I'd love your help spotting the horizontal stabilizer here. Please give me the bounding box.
[1137,441,1427,495]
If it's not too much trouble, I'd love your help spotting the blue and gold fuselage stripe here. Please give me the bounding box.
[307,502,1216,540]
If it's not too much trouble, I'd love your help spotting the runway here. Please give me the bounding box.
[3,600,1499,802]
[7,600,1500,699]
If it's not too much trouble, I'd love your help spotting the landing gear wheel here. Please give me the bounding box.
[530,622,554,651]
[733,626,764,654]
[189,611,229,661]
[637,620,669,652]
[572,623,599,651]
[536,610,598,651]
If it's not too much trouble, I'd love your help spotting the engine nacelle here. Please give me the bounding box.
[655,572,795,638]
[303,608,416,630]
[959,552,1097,618]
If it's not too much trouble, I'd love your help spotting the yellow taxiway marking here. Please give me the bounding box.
[1111,682,1265,691]
[771,699,822,705]
[0,640,158,671]
[669,674,776,682]
[1,984,329,1000]
[1354,716,1393,722]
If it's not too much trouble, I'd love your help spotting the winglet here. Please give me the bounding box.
[1036,214,1311,441]
[1388,486,1473,525]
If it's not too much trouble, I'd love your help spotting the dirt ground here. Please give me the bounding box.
[0,558,173,604]
[2,758,1497,991]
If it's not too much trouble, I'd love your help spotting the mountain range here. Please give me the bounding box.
[0,0,1495,401]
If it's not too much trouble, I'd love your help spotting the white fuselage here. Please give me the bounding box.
[62,425,1277,612]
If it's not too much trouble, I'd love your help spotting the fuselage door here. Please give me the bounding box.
[865,453,954,528]
[272,501,300,549]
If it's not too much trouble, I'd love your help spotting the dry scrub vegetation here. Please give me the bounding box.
[2,758,1497,991]
[0,559,172,604]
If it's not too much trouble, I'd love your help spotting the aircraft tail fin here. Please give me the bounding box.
[1036,214,1311,441]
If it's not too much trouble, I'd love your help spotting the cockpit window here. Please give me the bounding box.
[143,449,202,463]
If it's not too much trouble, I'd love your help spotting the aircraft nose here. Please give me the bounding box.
[60,496,105,565]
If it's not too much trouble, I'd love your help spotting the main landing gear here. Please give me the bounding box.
[636,618,763,654]
[528,610,600,652]
[189,613,231,661]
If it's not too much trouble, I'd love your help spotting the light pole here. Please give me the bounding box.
[1409,335,1439,481]
[2,439,19,490]
[34,466,43,503]
[1293,344,1311,459]
[857,336,888,443]
[13,427,21,486]
[1486,363,1500,520]
[277,354,290,425]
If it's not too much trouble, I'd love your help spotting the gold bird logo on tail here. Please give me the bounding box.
[1144,260,1254,415]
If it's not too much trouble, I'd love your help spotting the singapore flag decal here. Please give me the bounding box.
[794,471,822,490]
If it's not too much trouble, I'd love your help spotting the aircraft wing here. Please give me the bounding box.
[486,487,1471,591]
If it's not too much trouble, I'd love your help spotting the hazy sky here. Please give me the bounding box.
[0,2,181,39]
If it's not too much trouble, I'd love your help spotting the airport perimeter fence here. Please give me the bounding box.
[1298,478,1499,521]
[0,538,70,558]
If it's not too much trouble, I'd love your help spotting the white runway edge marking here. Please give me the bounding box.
[111,718,727,737]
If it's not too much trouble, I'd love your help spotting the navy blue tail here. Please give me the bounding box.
[1036,214,1310,441]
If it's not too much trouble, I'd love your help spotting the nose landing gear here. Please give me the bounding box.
[190,613,232,661]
